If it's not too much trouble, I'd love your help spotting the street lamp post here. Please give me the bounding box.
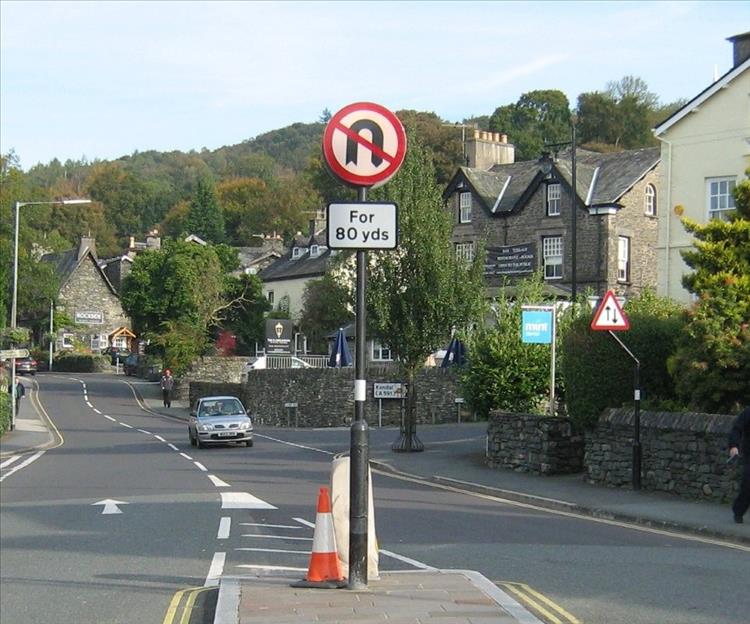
[9,198,91,430]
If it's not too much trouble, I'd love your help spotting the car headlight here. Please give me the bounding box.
[240,422,251,430]
[198,423,213,432]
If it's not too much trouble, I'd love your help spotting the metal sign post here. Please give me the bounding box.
[590,291,640,489]
[322,102,406,590]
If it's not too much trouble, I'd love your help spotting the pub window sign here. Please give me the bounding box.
[75,310,104,325]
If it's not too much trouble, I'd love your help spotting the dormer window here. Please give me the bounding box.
[310,244,319,258]
[292,247,302,259]
[459,192,472,223]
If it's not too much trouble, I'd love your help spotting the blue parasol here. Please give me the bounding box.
[328,327,353,367]
[440,337,466,368]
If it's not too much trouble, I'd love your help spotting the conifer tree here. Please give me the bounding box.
[186,176,225,243]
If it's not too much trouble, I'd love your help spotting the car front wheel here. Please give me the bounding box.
[245,439,254,447]
[189,430,197,447]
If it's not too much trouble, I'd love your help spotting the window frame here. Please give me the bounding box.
[617,236,630,283]
[267,291,274,305]
[459,192,472,223]
[455,242,475,263]
[706,176,737,221]
[546,183,561,217]
[644,184,656,216]
[542,235,563,280]
[371,339,393,362]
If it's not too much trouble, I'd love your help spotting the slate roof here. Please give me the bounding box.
[445,147,659,215]
[42,247,118,295]
[259,230,334,282]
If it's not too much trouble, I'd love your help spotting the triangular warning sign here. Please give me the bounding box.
[591,290,630,331]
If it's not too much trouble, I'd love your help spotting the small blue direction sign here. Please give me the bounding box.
[522,310,553,344]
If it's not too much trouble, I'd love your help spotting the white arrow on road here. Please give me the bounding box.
[93,499,128,515]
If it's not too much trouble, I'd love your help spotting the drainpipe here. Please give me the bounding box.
[662,138,673,297]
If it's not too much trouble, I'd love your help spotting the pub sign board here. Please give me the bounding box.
[75,310,104,324]
[265,319,293,354]
[484,243,535,276]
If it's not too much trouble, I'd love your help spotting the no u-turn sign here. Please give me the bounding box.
[323,102,407,188]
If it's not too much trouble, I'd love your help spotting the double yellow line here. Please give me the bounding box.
[163,586,214,624]
[496,581,581,624]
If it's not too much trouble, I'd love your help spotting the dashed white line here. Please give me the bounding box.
[240,522,301,530]
[92,408,101,414]
[168,444,179,451]
[180,453,193,461]
[218,517,231,539]
[120,422,133,429]
[85,401,93,408]
[137,429,151,435]
[235,547,308,554]
[154,435,166,442]
[104,415,116,422]
[0,455,21,469]
[240,534,313,541]
[236,564,307,572]
[194,461,208,472]
[208,475,231,487]
[205,552,226,587]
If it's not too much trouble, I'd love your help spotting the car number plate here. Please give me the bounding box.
[218,432,235,437]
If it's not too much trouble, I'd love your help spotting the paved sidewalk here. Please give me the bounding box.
[0,376,55,457]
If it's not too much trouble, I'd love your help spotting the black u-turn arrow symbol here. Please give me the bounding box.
[346,120,384,166]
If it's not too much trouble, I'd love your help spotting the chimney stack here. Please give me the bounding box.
[728,31,750,67]
[465,131,515,170]
[78,236,97,261]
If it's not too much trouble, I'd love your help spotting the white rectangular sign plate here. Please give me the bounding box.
[327,202,398,250]
[373,382,407,399]
[1,349,30,359]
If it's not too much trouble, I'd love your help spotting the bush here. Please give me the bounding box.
[561,293,686,428]
[0,392,10,436]
[53,353,109,372]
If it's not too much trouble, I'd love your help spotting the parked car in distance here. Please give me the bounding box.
[102,347,129,365]
[15,357,38,375]
[123,353,140,376]
[188,396,253,448]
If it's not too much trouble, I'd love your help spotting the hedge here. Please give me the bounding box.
[52,353,110,373]
[0,392,10,436]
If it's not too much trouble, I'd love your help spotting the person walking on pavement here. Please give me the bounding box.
[728,405,750,524]
[160,368,175,408]
[9,377,25,414]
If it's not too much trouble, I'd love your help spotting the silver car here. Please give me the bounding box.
[188,396,254,448]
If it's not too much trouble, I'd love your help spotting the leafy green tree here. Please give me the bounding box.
[669,174,750,412]
[298,272,354,353]
[367,139,486,451]
[461,273,554,418]
[186,176,225,243]
[488,90,571,161]
[220,273,270,355]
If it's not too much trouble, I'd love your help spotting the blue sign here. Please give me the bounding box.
[522,310,553,344]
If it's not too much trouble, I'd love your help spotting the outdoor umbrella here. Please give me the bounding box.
[440,337,466,368]
[328,327,353,367]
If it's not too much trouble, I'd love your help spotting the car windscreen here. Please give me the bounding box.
[198,399,245,417]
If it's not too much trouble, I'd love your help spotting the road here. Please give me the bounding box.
[1,374,749,624]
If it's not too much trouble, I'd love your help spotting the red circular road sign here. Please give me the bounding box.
[322,102,407,188]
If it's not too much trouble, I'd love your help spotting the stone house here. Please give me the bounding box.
[653,32,749,304]
[42,237,134,352]
[444,132,661,299]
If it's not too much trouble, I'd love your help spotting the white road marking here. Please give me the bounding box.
[120,422,133,429]
[137,429,151,434]
[194,461,208,472]
[154,435,166,442]
[0,451,44,483]
[235,547,308,554]
[240,522,301,530]
[217,517,231,539]
[380,549,436,570]
[236,564,307,572]
[220,492,277,510]
[205,552,225,587]
[208,475,231,487]
[254,433,334,455]
[293,517,315,529]
[0,455,21,469]
[168,444,179,451]
[92,499,128,515]
[81,383,86,390]
[92,408,101,414]
[240,534,312,541]
[180,453,193,461]
[85,401,92,408]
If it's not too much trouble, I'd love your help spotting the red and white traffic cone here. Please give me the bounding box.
[291,487,346,589]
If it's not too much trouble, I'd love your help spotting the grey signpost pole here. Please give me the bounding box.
[349,185,370,589]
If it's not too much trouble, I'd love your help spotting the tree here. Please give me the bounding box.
[488,90,571,161]
[185,176,225,243]
[298,272,354,353]
[668,173,750,412]
[367,139,486,451]
[220,273,270,355]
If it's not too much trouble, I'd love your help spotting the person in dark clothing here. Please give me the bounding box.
[160,369,174,408]
[728,406,750,524]
[9,377,25,414]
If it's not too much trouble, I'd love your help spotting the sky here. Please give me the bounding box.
[1,1,747,170]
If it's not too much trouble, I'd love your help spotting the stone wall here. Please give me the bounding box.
[188,366,468,427]
[586,408,739,503]
[174,356,248,399]
[486,411,584,475]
